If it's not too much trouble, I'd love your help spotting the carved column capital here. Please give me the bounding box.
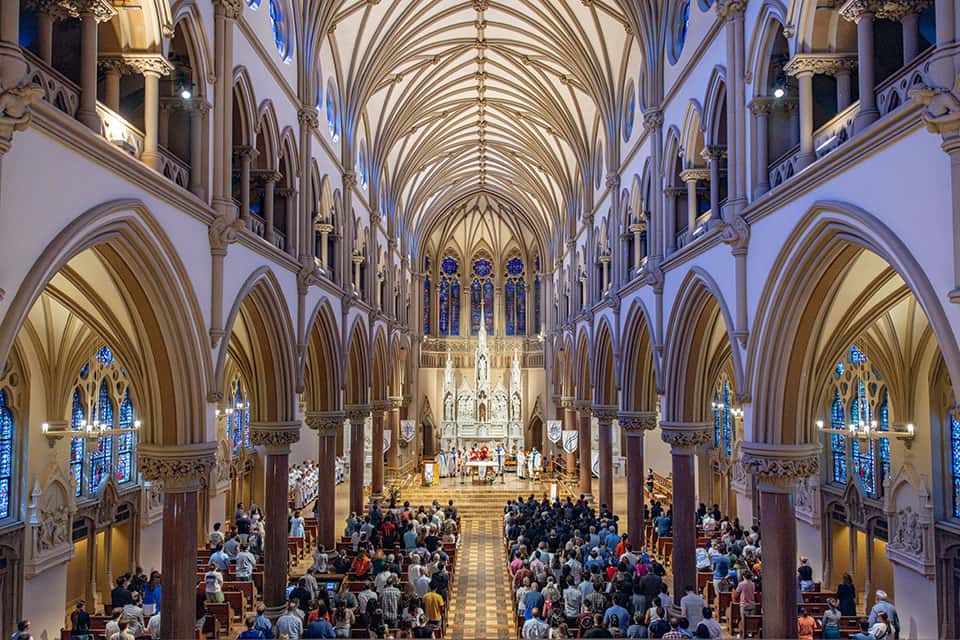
[573,401,592,416]
[116,53,174,77]
[64,0,116,20]
[345,405,371,423]
[208,216,246,251]
[659,421,713,454]
[604,173,621,189]
[304,411,345,436]
[249,421,301,453]
[839,0,881,22]
[592,404,618,424]
[370,400,392,416]
[909,83,960,141]
[642,109,663,130]
[719,215,751,251]
[784,53,858,77]
[679,168,711,183]
[747,96,775,115]
[138,442,218,492]
[213,0,243,19]
[739,441,821,493]
[700,145,727,161]
[298,107,319,130]
[716,0,747,20]
[619,411,658,434]
[343,171,358,189]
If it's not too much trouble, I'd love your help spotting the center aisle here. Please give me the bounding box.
[404,477,545,639]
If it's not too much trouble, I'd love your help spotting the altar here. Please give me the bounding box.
[465,460,500,483]
[439,310,524,451]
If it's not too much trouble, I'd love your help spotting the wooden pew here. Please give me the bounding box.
[716,591,732,622]
[743,613,762,638]
[199,614,221,639]
[204,602,232,635]
[223,580,255,604]
[697,571,712,592]
[222,589,246,621]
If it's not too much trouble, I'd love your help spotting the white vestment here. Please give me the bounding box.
[517,450,526,479]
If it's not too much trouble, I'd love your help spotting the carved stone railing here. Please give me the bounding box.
[271,230,286,252]
[813,102,858,160]
[22,49,79,118]
[768,144,801,189]
[875,46,934,118]
[249,214,266,238]
[97,103,144,157]
[158,147,190,189]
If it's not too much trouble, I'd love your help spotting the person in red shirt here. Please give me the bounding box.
[380,518,397,548]
[351,550,371,577]
[480,443,490,460]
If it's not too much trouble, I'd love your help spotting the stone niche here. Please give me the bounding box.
[884,463,935,578]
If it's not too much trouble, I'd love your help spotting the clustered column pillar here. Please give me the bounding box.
[748,98,772,198]
[562,398,577,476]
[841,1,880,132]
[371,403,387,500]
[387,398,401,469]
[250,421,300,620]
[593,405,617,512]
[742,442,820,640]
[127,56,173,171]
[659,421,712,604]
[76,0,116,131]
[346,406,370,516]
[306,411,344,550]
[619,411,658,544]
[576,403,593,500]
[139,443,217,640]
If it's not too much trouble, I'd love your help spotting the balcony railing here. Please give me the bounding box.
[813,103,858,161]
[875,46,933,118]
[23,49,79,118]
[158,148,190,189]
[768,144,801,189]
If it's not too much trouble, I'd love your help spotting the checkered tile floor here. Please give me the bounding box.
[446,515,514,640]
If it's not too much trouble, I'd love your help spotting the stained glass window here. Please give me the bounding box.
[88,378,114,493]
[438,257,460,336]
[712,379,733,456]
[423,276,431,335]
[268,0,288,59]
[326,90,339,141]
[952,413,960,517]
[505,257,526,336]
[878,389,890,490]
[0,389,13,519]
[117,390,134,484]
[534,276,541,334]
[230,382,250,454]
[471,258,494,334]
[70,389,85,496]
[96,346,115,367]
[831,388,847,484]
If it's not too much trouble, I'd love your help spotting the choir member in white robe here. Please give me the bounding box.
[494,444,506,474]
[437,450,448,478]
[517,448,526,479]
[529,448,542,480]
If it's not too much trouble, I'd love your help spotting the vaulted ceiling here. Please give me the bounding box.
[300,0,674,259]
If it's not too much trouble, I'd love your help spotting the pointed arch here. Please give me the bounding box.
[594,318,618,406]
[621,298,660,411]
[216,268,298,423]
[703,66,728,145]
[371,326,390,403]
[574,328,593,404]
[345,318,370,406]
[302,298,341,412]
[170,1,214,91]
[232,67,258,149]
[663,268,745,423]
[255,100,281,172]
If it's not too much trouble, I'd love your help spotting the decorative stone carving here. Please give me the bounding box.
[604,174,621,189]
[60,0,116,20]
[784,53,858,78]
[659,421,713,453]
[909,79,960,139]
[739,441,820,492]
[139,442,218,492]
[642,109,663,130]
[592,405,618,424]
[213,0,243,20]
[249,421,301,451]
[95,476,120,528]
[298,107,319,130]
[719,215,750,251]
[343,172,358,189]
[679,168,711,183]
[639,259,664,293]
[883,464,935,577]
[716,0,747,20]
[305,411,346,436]
[794,475,820,526]
[24,464,76,577]
[115,54,174,77]
[619,411,658,433]
[209,216,247,251]
[141,480,163,526]
[747,97,774,115]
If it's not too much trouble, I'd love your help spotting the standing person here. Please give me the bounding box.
[110,576,133,609]
[837,573,857,616]
[236,543,257,581]
[423,586,445,630]
[868,592,900,640]
[69,602,92,640]
[679,586,706,630]
[276,600,305,640]
[797,608,816,640]
[204,561,224,603]
[290,509,306,538]
[797,557,815,592]
[142,571,161,616]
[238,616,268,639]
[821,598,842,639]
[146,612,161,639]
[522,608,550,639]
[694,607,722,639]
[517,448,527,480]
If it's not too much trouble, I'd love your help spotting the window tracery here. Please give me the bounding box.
[471,257,494,335]
[438,256,461,336]
[504,256,525,336]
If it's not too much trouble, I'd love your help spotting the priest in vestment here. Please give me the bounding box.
[517,448,526,479]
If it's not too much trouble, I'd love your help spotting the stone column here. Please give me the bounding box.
[864,530,874,609]
[86,525,97,606]
[700,146,725,222]
[660,422,713,603]
[318,223,333,267]
[785,56,818,168]
[128,56,173,171]
[562,398,577,475]
[370,404,386,500]
[103,525,113,591]
[263,172,280,243]
[346,406,370,516]
[576,403,593,500]
[593,405,617,511]
[748,98,773,198]
[893,3,927,63]
[98,57,124,112]
[841,0,880,131]
[620,411,658,542]
[249,422,300,619]
[388,399,401,468]
[139,443,217,640]
[680,169,699,237]
[33,1,61,65]
[305,411,343,550]
[188,100,210,199]
[76,0,116,131]
[836,66,854,111]
[238,146,256,221]
[352,252,364,293]
[741,442,820,640]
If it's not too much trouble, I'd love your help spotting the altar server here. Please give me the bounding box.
[517,447,527,479]
[529,447,543,481]
[494,443,506,474]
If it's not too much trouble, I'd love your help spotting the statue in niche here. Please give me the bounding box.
[444,393,454,421]
[511,394,521,420]
[894,506,923,555]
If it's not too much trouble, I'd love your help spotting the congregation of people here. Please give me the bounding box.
[435,443,544,480]
[505,493,903,640]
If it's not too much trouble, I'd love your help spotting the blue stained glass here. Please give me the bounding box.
[507,257,524,276]
[79,363,89,379]
[96,346,115,367]
[117,391,134,483]
[534,277,541,334]
[89,379,114,493]
[0,390,11,519]
[483,280,494,333]
[71,389,85,497]
[269,0,286,57]
[244,405,251,449]
[878,390,890,487]
[722,382,733,456]
[835,361,845,378]
[952,414,960,517]
[450,280,460,336]
[505,280,515,336]
[474,259,493,278]
[831,388,847,484]
[423,277,431,335]
[471,280,482,335]
[517,280,526,335]
[439,279,450,335]
[713,391,721,448]
[849,345,867,365]
[442,257,458,276]
[326,93,338,139]
[852,437,876,496]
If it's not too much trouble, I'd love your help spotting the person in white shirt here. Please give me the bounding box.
[275,601,304,640]
[235,543,257,580]
[289,510,306,538]
[209,522,225,548]
[204,563,224,602]
[104,610,122,639]
[517,448,527,479]
[145,613,160,640]
[311,545,329,573]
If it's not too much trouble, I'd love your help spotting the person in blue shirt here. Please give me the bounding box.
[523,582,545,620]
[209,544,231,572]
[711,552,730,593]
[603,526,620,552]
[238,614,269,639]
[251,604,273,637]
[656,513,672,537]
[602,595,631,631]
[849,619,874,640]
[304,605,336,639]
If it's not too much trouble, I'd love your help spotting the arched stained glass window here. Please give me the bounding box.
[471,257,494,335]
[326,84,340,141]
[505,257,526,336]
[534,256,542,334]
[830,388,847,484]
[70,389,85,496]
[951,412,960,517]
[89,378,114,493]
[229,380,251,454]
[268,0,288,60]
[117,390,135,484]
[0,390,13,519]
[712,378,733,457]
[438,257,460,336]
[423,276,431,335]
[828,344,887,497]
